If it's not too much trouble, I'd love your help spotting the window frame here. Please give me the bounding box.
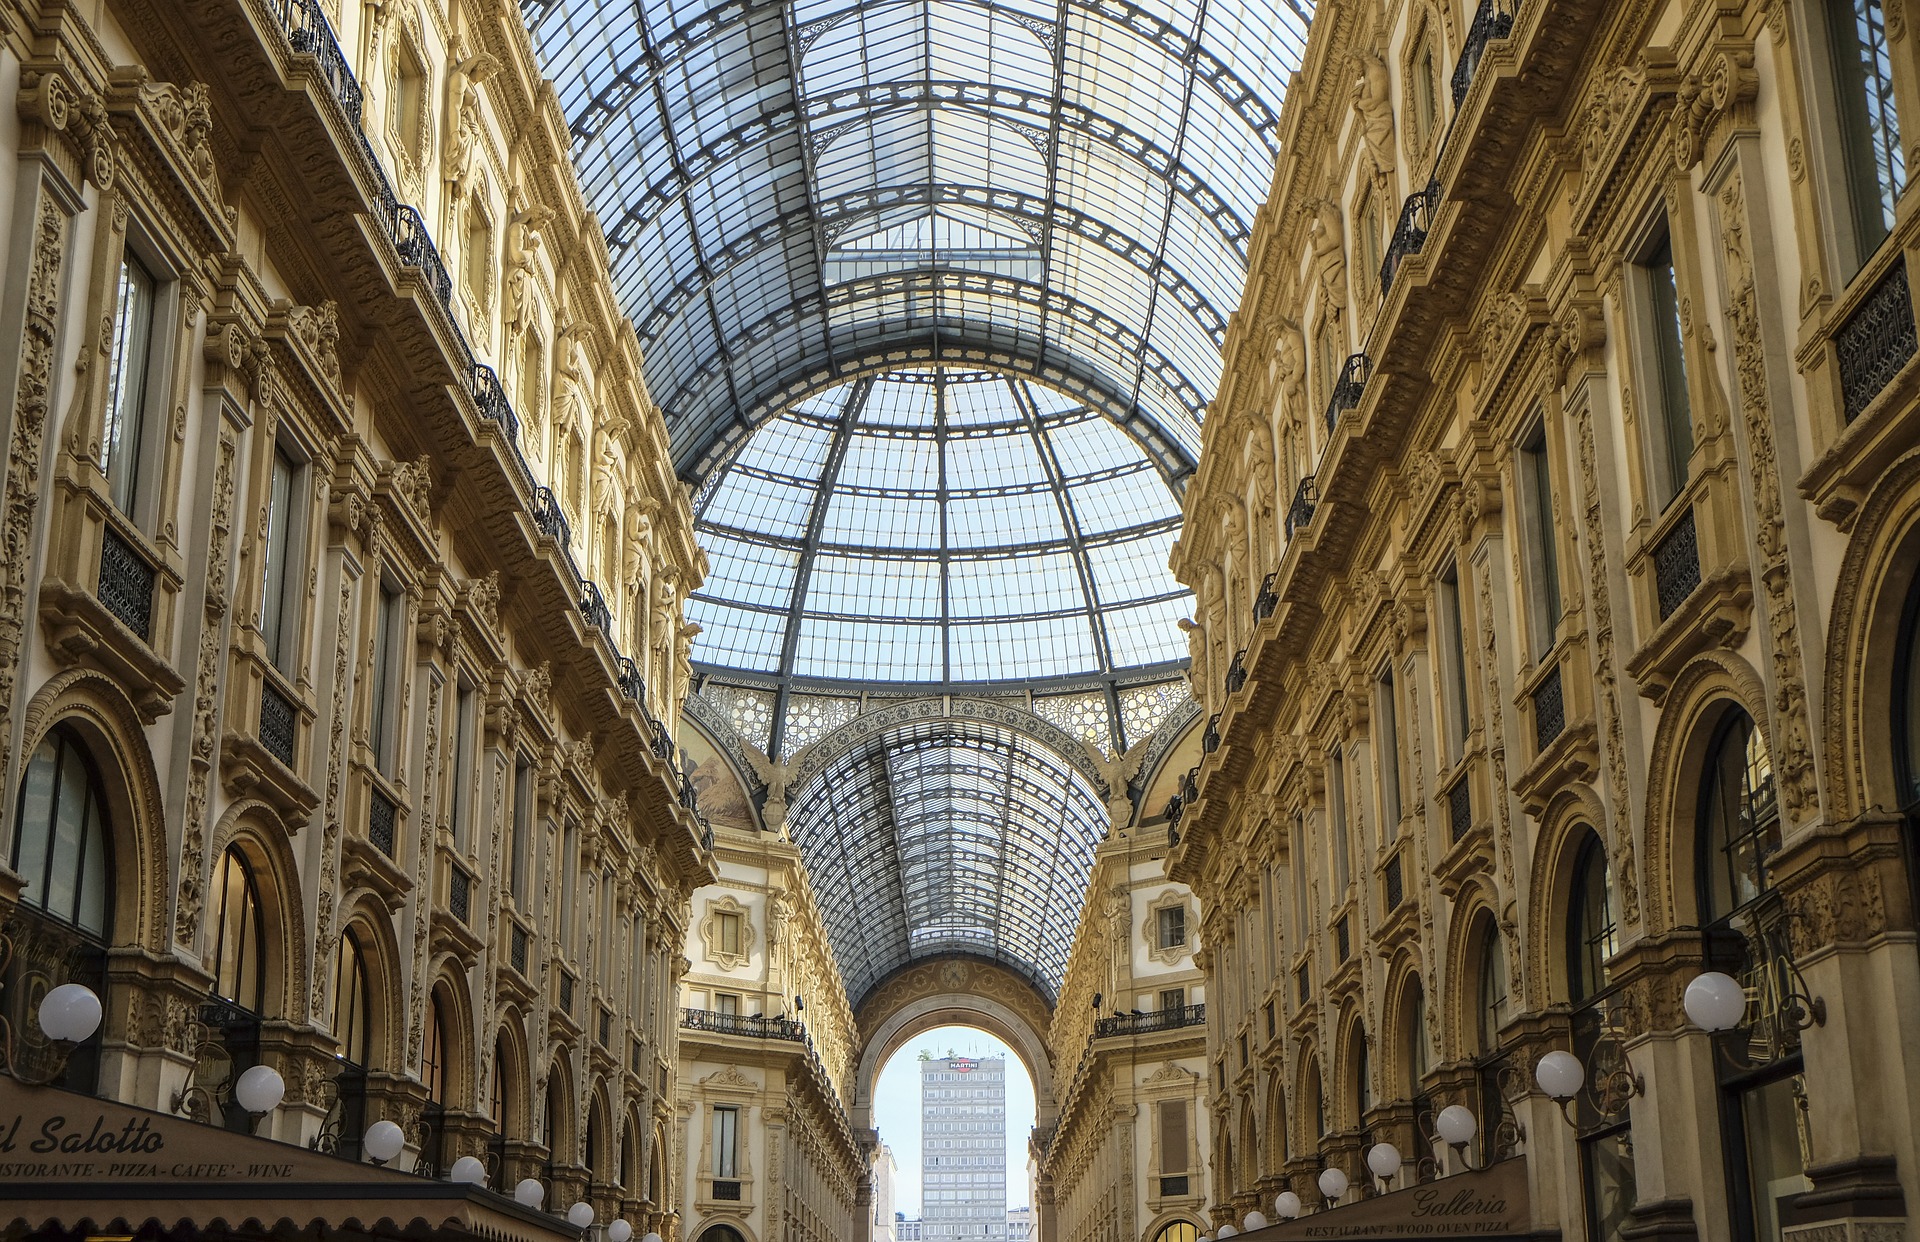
[10,725,113,940]
[211,845,267,1013]
[1375,664,1402,834]
[1627,222,1695,512]
[1438,563,1473,765]
[260,443,308,677]
[101,240,173,527]
[1518,422,1563,658]
[711,1104,740,1179]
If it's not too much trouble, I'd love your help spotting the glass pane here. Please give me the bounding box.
[13,736,58,914]
[104,252,156,516]
[46,742,91,925]
[1581,1127,1637,1242]
[1741,1075,1811,1240]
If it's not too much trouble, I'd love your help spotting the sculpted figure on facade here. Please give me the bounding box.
[1351,51,1396,175]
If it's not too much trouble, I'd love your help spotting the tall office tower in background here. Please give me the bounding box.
[921,1055,1008,1242]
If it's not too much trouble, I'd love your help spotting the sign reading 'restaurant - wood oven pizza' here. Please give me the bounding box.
[0,1076,411,1185]
[1248,1157,1540,1241]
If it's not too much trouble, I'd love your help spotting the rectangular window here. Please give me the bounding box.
[1329,749,1350,894]
[1156,1100,1188,1176]
[1291,812,1310,942]
[451,682,476,848]
[1159,987,1186,1012]
[103,249,158,518]
[510,760,532,901]
[369,585,403,773]
[712,1106,739,1178]
[1827,0,1906,264]
[261,447,301,674]
[1376,667,1402,834]
[1415,37,1438,145]
[1520,429,1563,654]
[559,819,579,952]
[1638,233,1693,507]
[715,992,740,1015]
[718,911,742,956]
[598,868,614,978]
[1440,565,1472,763]
[1155,904,1186,950]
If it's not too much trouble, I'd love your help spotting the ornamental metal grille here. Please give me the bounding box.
[468,363,520,444]
[1202,714,1221,753]
[1384,854,1404,911]
[1448,775,1473,842]
[1335,915,1351,962]
[681,1008,808,1041]
[1532,663,1566,752]
[1031,690,1114,757]
[1093,1004,1205,1037]
[1837,258,1916,422]
[598,1006,612,1047]
[630,1038,645,1075]
[1286,475,1318,539]
[259,682,297,767]
[1296,963,1311,1006]
[1323,354,1372,434]
[558,969,575,1015]
[393,206,453,309]
[368,787,397,857]
[1380,182,1441,297]
[1452,0,1519,104]
[531,487,570,543]
[1159,1177,1190,1198]
[448,865,470,924]
[97,526,155,641]
[1254,572,1279,620]
[712,1181,742,1202]
[1652,506,1701,620]
[281,0,362,122]
[1225,650,1247,694]
[510,923,529,975]
[1118,681,1189,750]
[579,584,612,631]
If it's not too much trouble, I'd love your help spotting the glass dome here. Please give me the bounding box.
[689,367,1192,685]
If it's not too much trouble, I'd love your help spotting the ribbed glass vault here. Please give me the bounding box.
[689,368,1191,685]
[785,716,1108,1001]
[524,0,1310,481]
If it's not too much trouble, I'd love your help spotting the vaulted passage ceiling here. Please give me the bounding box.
[528,0,1307,1002]
[525,0,1311,483]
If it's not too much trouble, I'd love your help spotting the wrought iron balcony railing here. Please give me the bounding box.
[1836,258,1916,422]
[98,526,156,641]
[1225,649,1247,694]
[259,682,297,768]
[680,1008,807,1042]
[1532,663,1566,752]
[1093,1003,1205,1038]
[1652,505,1701,621]
[468,363,520,445]
[579,583,612,632]
[1380,180,1441,297]
[1253,571,1278,620]
[1285,474,1318,539]
[1322,353,1373,434]
[1452,0,1519,105]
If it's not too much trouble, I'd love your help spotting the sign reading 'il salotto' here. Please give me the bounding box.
[0,1078,354,1184]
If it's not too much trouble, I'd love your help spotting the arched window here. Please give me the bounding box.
[12,727,111,938]
[1697,709,1778,923]
[1402,979,1429,1091]
[1351,1024,1371,1127]
[1152,1222,1199,1242]
[333,930,371,1067]
[697,1228,745,1242]
[1568,832,1617,1004]
[546,1071,567,1158]
[424,995,447,1106]
[1896,577,1920,810]
[1475,920,1508,1055]
[211,847,265,1012]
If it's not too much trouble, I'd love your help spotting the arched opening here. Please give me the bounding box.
[420,989,450,1174]
[8,724,114,1093]
[1466,911,1513,1168]
[869,1025,1036,1241]
[205,843,268,1130]
[1561,826,1633,1240]
[697,1227,745,1242]
[327,927,373,1159]
[587,1089,611,1191]
[1151,1220,1200,1242]
[1690,707,1810,1242]
[1298,1051,1324,1164]
[1896,570,1920,899]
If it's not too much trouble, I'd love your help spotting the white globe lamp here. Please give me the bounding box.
[1274,1191,1301,1220]
[38,983,102,1043]
[449,1155,488,1186]
[1367,1141,1401,1180]
[234,1064,286,1115]
[515,1179,547,1209]
[1317,1167,1348,1202]
[1534,1050,1586,1101]
[363,1119,406,1164]
[642,1232,664,1242]
[1685,971,1748,1033]
[1243,1210,1268,1231]
[1434,1104,1478,1147]
[608,1221,634,1242]
[1217,1224,1237,1238]
[567,1202,595,1230]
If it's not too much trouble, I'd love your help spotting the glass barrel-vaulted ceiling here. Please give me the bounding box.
[785,715,1109,1002]
[523,0,1311,481]
[689,368,1191,685]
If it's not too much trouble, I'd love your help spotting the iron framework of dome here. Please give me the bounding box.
[524,0,1311,483]
[688,368,1191,704]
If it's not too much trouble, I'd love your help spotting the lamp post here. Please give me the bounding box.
[1316,1166,1348,1210]
[1273,1191,1301,1221]
[5,981,105,1085]
[364,1120,407,1166]
[1365,1141,1401,1193]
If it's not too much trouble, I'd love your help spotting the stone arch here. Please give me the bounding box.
[15,667,169,951]
[1236,1095,1259,1190]
[333,892,406,1071]
[1641,651,1770,934]
[1442,879,1503,1060]
[1331,1005,1368,1131]
[1263,1069,1288,1167]
[1381,950,1428,1100]
[849,954,1057,1133]
[544,1046,579,1164]
[209,800,311,1024]
[426,961,477,1110]
[621,1102,646,1193]
[493,1007,531,1139]
[586,1080,614,1185]
[1293,1041,1324,1158]
[1522,781,1612,1009]
[1822,446,1920,819]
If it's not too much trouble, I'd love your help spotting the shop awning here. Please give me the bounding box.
[0,1077,578,1242]
[1239,1157,1552,1241]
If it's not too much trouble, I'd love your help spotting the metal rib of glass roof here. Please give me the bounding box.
[524,0,1310,481]
[688,367,1191,687]
[785,715,1108,1002]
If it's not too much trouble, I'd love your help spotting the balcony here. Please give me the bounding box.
[1451,0,1519,104]
[1321,353,1372,435]
[1379,180,1440,297]
[680,1008,807,1042]
[1836,257,1916,422]
[1093,1004,1206,1038]
[1253,572,1278,620]
[1285,475,1318,539]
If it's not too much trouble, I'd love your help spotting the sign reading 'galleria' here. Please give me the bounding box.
[1248,1158,1539,1241]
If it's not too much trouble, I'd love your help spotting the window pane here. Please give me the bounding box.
[262,450,297,670]
[1830,0,1906,256]
[13,737,59,914]
[1644,238,1693,505]
[104,252,156,516]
